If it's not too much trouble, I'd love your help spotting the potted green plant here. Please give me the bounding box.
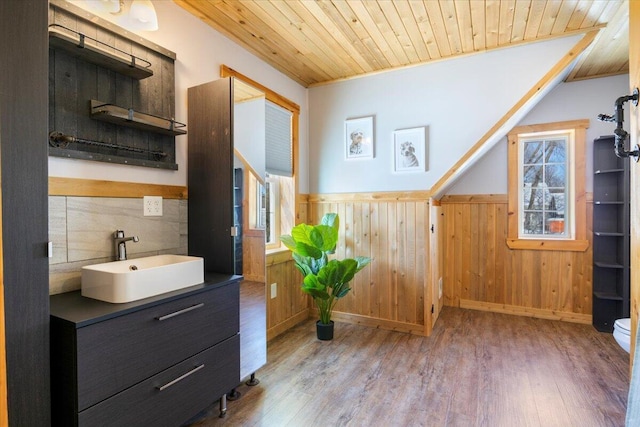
[280,213,371,340]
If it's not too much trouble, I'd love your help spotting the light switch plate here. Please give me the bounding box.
[270,283,277,299]
[143,196,163,216]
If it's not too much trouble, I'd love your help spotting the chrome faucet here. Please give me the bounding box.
[114,230,139,261]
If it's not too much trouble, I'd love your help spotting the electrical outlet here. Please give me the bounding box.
[438,277,443,299]
[143,196,163,216]
[270,283,277,299]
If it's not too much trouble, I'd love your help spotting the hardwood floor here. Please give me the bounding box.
[186,307,629,427]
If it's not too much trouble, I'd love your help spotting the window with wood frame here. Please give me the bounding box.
[506,119,589,251]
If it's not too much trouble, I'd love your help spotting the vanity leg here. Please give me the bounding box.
[227,387,241,400]
[219,394,227,418]
[246,372,260,386]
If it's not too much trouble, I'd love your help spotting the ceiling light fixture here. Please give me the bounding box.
[127,0,158,31]
[82,0,158,32]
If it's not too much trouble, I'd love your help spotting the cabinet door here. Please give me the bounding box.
[188,78,235,274]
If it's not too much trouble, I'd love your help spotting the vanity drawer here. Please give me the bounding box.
[79,334,240,427]
[76,282,239,411]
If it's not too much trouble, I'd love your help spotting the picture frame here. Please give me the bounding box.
[393,127,427,172]
[345,116,374,159]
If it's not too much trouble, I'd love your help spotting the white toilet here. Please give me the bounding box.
[613,318,631,354]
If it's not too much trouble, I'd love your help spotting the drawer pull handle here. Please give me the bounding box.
[156,364,205,391]
[156,303,204,321]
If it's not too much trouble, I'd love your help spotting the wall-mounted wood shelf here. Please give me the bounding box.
[49,146,178,170]
[49,24,153,80]
[90,100,187,136]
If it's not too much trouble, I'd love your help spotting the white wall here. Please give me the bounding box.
[53,1,309,191]
[447,74,630,194]
[307,35,582,194]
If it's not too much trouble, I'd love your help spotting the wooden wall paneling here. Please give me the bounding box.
[441,195,592,324]
[266,252,309,340]
[243,232,265,282]
[308,194,430,334]
[495,203,508,304]
[370,202,381,319]
[415,201,427,328]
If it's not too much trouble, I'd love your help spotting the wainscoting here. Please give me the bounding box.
[266,249,308,340]
[440,194,593,323]
[308,192,433,335]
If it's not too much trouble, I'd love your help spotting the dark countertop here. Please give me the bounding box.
[50,272,242,328]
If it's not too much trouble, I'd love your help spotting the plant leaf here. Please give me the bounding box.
[280,234,296,251]
[302,274,330,300]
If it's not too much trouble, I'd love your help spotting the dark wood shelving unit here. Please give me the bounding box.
[592,135,630,332]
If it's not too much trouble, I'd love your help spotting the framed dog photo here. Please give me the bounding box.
[345,116,374,160]
[393,127,426,172]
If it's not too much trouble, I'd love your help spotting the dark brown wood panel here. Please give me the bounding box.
[48,3,178,169]
[188,78,235,274]
[0,1,51,425]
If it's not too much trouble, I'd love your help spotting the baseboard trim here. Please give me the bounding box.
[267,309,309,341]
[459,299,592,325]
[329,311,427,336]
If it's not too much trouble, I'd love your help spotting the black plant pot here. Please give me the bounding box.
[316,320,334,341]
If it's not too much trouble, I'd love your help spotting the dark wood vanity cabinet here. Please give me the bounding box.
[50,276,240,427]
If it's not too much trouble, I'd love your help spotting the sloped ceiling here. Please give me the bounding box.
[174,0,629,87]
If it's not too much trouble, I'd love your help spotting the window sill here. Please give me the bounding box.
[266,247,293,266]
[506,238,589,252]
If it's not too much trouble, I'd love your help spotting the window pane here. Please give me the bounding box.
[523,185,544,210]
[523,165,541,184]
[545,164,566,188]
[545,139,566,163]
[524,141,543,164]
[523,211,543,234]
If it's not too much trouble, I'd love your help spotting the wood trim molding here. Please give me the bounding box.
[309,191,432,202]
[440,194,508,204]
[459,299,592,325]
[221,65,300,113]
[329,311,427,336]
[49,177,188,199]
[505,238,589,252]
[506,120,589,252]
[266,249,292,266]
[430,30,600,199]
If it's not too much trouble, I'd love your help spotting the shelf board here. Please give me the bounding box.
[90,100,187,136]
[49,147,177,170]
[49,26,153,80]
[594,201,625,205]
[594,168,624,174]
[594,261,625,269]
[594,231,626,237]
[593,292,624,301]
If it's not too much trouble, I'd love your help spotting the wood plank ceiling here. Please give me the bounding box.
[174,0,629,88]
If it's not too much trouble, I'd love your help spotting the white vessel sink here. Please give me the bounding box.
[81,255,205,303]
